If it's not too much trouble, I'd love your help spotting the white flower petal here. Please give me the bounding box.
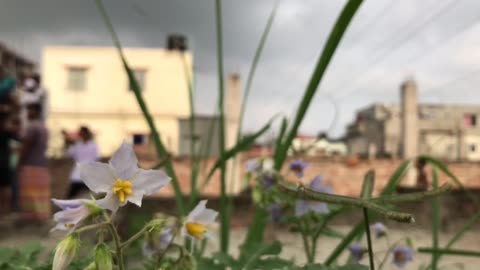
[97,193,121,212]
[126,191,143,207]
[132,169,171,195]
[52,199,84,210]
[78,162,115,193]
[187,200,218,224]
[109,143,139,180]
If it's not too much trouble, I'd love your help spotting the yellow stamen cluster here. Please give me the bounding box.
[185,222,207,239]
[113,179,132,203]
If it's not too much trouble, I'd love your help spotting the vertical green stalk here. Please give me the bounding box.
[274,0,363,170]
[214,0,229,252]
[431,168,440,270]
[181,52,200,208]
[94,0,186,215]
[363,208,375,270]
[237,0,279,139]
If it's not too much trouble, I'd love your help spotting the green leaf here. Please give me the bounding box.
[238,0,280,139]
[360,170,375,199]
[301,264,329,270]
[325,223,365,265]
[320,227,346,239]
[274,117,288,164]
[431,168,440,270]
[238,241,283,270]
[274,0,364,169]
[420,155,478,205]
[331,265,369,270]
[243,207,269,248]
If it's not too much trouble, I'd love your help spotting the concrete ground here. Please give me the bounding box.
[1,223,479,270]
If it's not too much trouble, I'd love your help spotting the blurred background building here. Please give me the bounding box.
[346,79,480,161]
[0,42,36,78]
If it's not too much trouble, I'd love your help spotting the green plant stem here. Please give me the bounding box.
[237,0,279,139]
[94,0,186,215]
[74,222,109,234]
[106,223,124,270]
[363,208,375,270]
[432,169,440,270]
[120,225,150,250]
[181,52,200,209]
[418,248,480,257]
[214,0,229,253]
[274,0,363,169]
[369,184,450,204]
[278,180,415,223]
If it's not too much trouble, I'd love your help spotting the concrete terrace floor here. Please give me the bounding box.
[0,224,479,270]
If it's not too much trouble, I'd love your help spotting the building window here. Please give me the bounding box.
[129,69,147,91]
[470,144,477,153]
[67,67,87,90]
[464,114,477,128]
[132,133,149,145]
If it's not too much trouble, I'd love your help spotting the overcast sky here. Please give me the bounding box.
[2,0,480,137]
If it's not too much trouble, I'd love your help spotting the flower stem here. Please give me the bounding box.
[363,208,375,270]
[74,222,109,234]
[120,225,150,250]
[107,223,125,270]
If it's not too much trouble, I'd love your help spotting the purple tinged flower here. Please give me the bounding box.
[268,204,283,223]
[392,247,414,268]
[246,159,261,173]
[295,176,333,217]
[289,160,309,178]
[371,222,387,239]
[51,199,101,232]
[349,243,365,263]
[261,174,275,189]
[143,227,174,257]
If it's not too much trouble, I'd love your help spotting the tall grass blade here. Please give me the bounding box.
[94,0,185,215]
[360,170,375,199]
[274,0,363,170]
[214,0,229,253]
[420,155,478,205]
[180,52,201,209]
[418,248,480,257]
[432,168,440,270]
[237,0,280,139]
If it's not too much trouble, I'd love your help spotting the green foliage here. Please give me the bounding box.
[0,241,91,270]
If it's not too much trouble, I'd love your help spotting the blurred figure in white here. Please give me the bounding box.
[63,126,99,198]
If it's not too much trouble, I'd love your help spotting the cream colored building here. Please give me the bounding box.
[43,46,192,157]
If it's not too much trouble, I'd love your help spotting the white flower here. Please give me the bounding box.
[53,234,80,270]
[78,143,171,211]
[51,199,100,232]
[182,200,218,240]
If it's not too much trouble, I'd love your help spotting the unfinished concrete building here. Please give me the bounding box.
[346,79,480,161]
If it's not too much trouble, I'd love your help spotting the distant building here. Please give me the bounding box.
[346,79,480,161]
[0,42,36,78]
[290,134,347,157]
[43,41,241,160]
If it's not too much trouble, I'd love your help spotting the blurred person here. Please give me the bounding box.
[20,73,48,131]
[0,114,19,213]
[9,116,22,211]
[0,66,16,111]
[64,126,99,198]
[18,103,50,222]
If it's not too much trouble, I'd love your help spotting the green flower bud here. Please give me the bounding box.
[94,243,113,270]
[53,233,80,270]
[82,262,96,270]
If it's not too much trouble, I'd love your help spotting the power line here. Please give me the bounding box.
[328,0,459,99]
[337,12,480,101]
